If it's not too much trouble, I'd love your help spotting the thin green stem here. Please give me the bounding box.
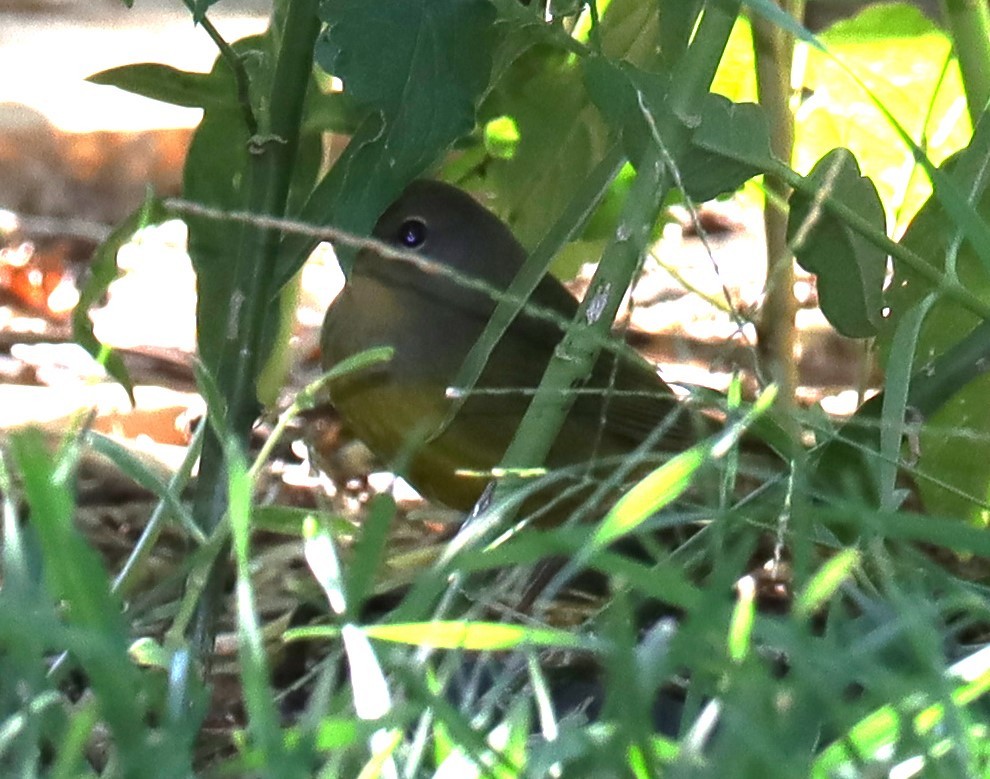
[440,0,743,555]
[180,0,258,135]
[669,0,742,118]
[112,423,204,598]
[435,140,626,439]
[940,0,990,121]
[498,151,669,474]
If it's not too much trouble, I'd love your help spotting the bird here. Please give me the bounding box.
[319,179,716,523]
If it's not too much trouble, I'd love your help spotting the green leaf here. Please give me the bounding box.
[812,643,990,778]
[87,63,230,109]
[252,505,353,536]
[278,0,497,282]
[811,316,990,512]
[85,432,203,542]
[741,0,825,50]
[795,549,860,618]
[585,58,766,202]
[469,0,666,255]
[822,2,940,42]
[182,39,263,374]
[476,46,611,251]
[302,90,364,134]
[679,93,773,200]
[583,55,674,172]
[317,0,493,141]
[657,0,704,66]
[593,443,710,549]
[788,148,886,338]
[288,620,595,652]
[343,494,394,619]
[878,116,990,523]
[10,431,129,647]
[727,575,755,663]
[798,3,969,223]
[227,439,300,773]
[72,197,169,402]
[592,386,778,549]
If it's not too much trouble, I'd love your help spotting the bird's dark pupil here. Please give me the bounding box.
[399,219,427,248]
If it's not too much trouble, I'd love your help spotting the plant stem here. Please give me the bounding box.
[437,141,626,437]
[179,0,258,135]
[454,0,742,544]
[188,0,320,656]
[752,1,802,419]
[497,150,670,479]
[940,0,990,122]
[670,0,742,119]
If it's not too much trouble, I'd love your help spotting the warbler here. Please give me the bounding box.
[320,180,710,518]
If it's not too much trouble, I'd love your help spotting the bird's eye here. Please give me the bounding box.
[398,218,427,248]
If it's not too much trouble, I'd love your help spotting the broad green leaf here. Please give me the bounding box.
[277,0,497,283]
[182,36,267,374]
[303,90,365,135]
[585,59,766,202]
[597,0,663,66]
[317,0,491,153]
[583,56,673,172]
[823,1,945,41]
[800,3,970,224]
[470,0,665,259]
[788,148,886,338]
[679,93,773,200]
[477,47,610,251]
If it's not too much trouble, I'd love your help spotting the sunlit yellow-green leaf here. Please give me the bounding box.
[728,576,756,663]
[593,444,709,548]
[795,548,861,618]
[801,5,970,228]
[286,620,595,651]
[363,621,588,651]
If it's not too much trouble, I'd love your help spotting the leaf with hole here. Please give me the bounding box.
[275,0,497,283]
